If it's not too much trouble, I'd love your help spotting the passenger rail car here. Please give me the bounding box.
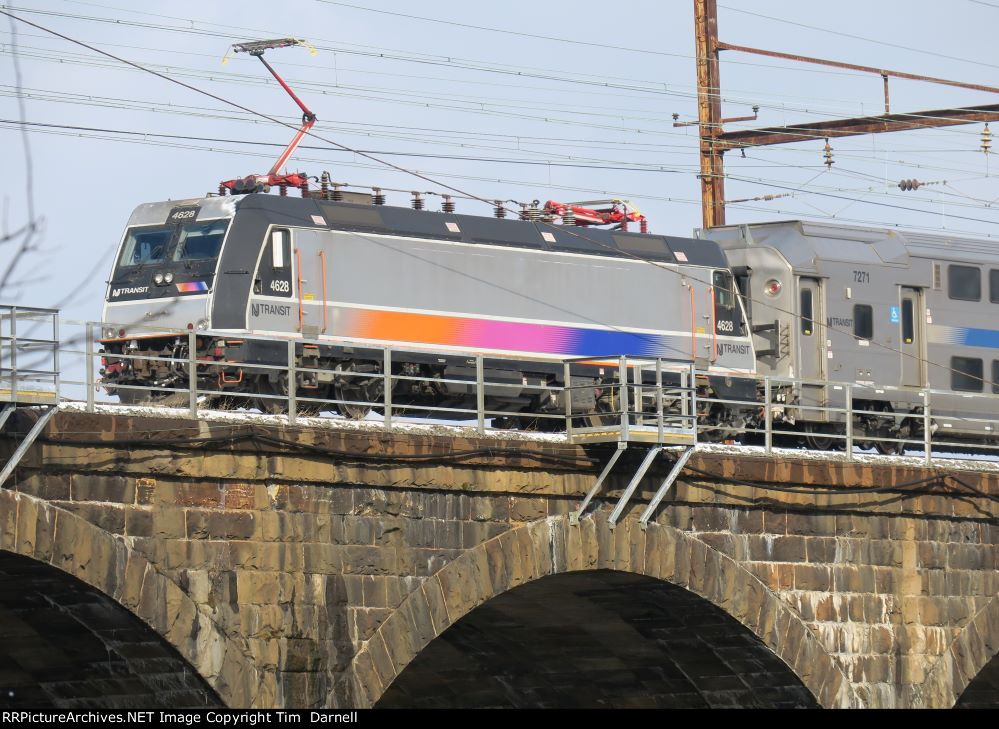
[704,220,999,450]
[100,194,757,428]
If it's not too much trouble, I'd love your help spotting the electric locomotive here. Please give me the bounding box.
[98,191,758,429]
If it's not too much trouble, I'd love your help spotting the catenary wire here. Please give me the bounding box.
[5,9,999,393]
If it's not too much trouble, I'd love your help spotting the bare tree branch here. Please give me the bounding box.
[0,12,44,297]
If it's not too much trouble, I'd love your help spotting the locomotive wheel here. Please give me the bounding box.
[334,361,383,420]
[803,423,839,451]
[258,375,323,416]
[115,385,151,405]
[256,377,288,415]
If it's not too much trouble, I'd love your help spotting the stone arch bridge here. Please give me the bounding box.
[0,409,996,709]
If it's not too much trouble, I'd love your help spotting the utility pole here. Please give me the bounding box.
[691,0,999,229]
[694,0,725,229]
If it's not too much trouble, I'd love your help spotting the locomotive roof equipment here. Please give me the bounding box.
[219,38,316,196]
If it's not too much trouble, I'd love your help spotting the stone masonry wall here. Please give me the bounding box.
[0,410,996,708]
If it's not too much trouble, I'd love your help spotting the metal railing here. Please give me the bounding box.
[4,307,999,465]
[564,356,697,446]
[0,305,60,405]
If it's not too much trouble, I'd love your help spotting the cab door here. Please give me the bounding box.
[798,277,827,411]
[899,287,924,387]
[293,232,328,339]
[798,278,826,381]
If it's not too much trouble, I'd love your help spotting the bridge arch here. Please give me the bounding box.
[919,594,999,708]
[350,512,853,708]
[0,488,260,707]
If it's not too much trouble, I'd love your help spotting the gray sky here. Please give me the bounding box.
[3,0,999,326]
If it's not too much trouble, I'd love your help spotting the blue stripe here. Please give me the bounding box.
[959,326,999,349]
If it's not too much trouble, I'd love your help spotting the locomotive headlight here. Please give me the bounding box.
[103,326,116,339]
[154,273,164,285]
[764,279,782,296]
[164,272,174,284]
[196,318,209,331]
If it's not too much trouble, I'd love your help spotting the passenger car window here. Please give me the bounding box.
[993,360,999,394]
[990,269,999,304]
[952,356,983,392]
[853,304,873,340]
[901,299,914,344]
[948,265,981,301]
[800,289,814,336]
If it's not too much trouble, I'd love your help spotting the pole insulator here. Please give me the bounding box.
[494,200,507,218]
[372,187,386,206]
[411,192,424,210]
[442,195,455,213]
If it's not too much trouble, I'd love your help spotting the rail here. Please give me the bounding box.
[3,307,999,466]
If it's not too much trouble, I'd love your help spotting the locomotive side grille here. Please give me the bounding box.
[933,262,942,290]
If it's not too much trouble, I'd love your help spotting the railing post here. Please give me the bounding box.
[845,384,854,461]
[680,368,690,437]
[383,348,392,428]
[476,355,485,434]
[656,358,664,443]
[764,377,772,455]
[52,310,60,401]
[85,322,95,412]
[618,355,630,441]
[923,390,932,466]
[287,340,297,425]
[689,363,697,441]
[563,361,572,441]
[187,330,198,418]
[10,306,17,404]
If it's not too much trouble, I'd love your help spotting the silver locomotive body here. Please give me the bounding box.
[100,194,757,424]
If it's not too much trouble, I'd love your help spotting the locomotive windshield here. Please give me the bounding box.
[115,219,231,270]
[173,220,228,261]
[117,225,173,267]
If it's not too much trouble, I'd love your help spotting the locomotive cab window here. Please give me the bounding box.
[712,270,735,309]
[254,228,293,297]
[800,289,814,336]
[853,304,873,340]
[948,265,981,301]
[118,226,173,267]
[952,356,983,392]
[173,220,229,262]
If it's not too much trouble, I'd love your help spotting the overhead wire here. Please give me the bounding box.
[5,116,999,221]
[5,9,999,393]
[719,3,999,71]
[3,40,996,182]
